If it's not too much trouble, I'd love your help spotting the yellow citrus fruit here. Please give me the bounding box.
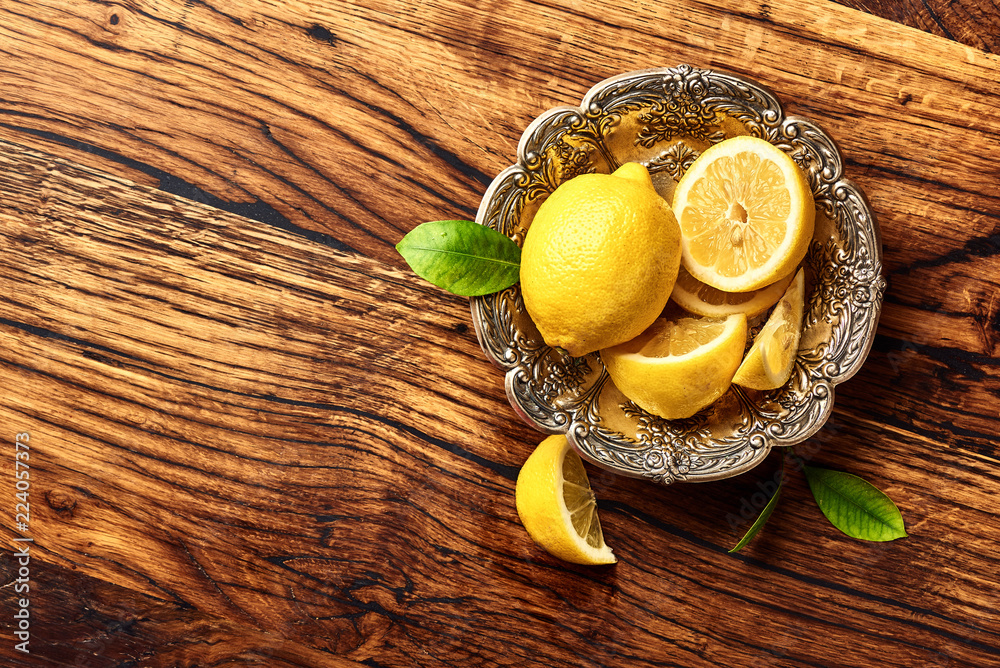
[601,313,747,420]
[670,264,795,318]
[733,268,806,390]
[520,162,681,357]
[515,434,616,565]
[672,136,815,292]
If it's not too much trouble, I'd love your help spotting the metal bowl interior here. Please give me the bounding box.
[471,65,885,485]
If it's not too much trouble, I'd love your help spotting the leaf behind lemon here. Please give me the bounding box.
[396,220,521,297]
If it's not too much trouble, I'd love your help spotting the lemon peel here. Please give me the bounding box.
[520,163,681,357]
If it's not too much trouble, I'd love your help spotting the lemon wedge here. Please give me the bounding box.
[672,135,815,292]
[733,268,806,390]
[515,434,616,565]
[670,264,795,318]
[601,313,747,420]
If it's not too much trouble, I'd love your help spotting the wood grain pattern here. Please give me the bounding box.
[0,556,364,667]
[834,0,1000,53]
[1,137,998,666]
[1,0,999,665]
[2,0,998,261]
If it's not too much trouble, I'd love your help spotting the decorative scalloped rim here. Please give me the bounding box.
[471,66,885,485]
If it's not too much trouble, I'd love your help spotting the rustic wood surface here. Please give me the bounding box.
[833,0,1000,53]
[1,0,999,666]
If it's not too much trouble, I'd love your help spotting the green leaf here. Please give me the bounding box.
[803,466,907,541]
[395,220,521,297]
[729,471,783,553]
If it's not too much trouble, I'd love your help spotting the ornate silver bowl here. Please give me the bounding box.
[471,66,885,485]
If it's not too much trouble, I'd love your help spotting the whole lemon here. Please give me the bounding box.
[520,162,681,357]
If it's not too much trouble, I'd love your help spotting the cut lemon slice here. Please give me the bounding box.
[670,264,795,318]
[601,313,747,420]
[515,434,616,565]
[673,135,815,292]
[733,268,806,390]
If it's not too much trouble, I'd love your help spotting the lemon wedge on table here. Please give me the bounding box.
[601,313,747,420]
[673,135,815,293]
[670,263,795,318]
[515,435,616,566]
[733,268,806,390]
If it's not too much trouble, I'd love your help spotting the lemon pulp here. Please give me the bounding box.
[673,136,814,292]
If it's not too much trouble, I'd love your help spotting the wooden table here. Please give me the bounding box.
[2,1,998,666]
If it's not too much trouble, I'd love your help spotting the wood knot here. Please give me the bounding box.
[306,24,337,45]
[45,488,79,517]
[105,6,126,34]
[968,288,1000,355]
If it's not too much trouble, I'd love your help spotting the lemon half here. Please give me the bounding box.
[670,264,795,318]
[673,136,814,292]
[601,313,748,420]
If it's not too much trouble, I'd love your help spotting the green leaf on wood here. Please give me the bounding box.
[803,466,907,542]
[729,471,783,553]
[396,220,521,297]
